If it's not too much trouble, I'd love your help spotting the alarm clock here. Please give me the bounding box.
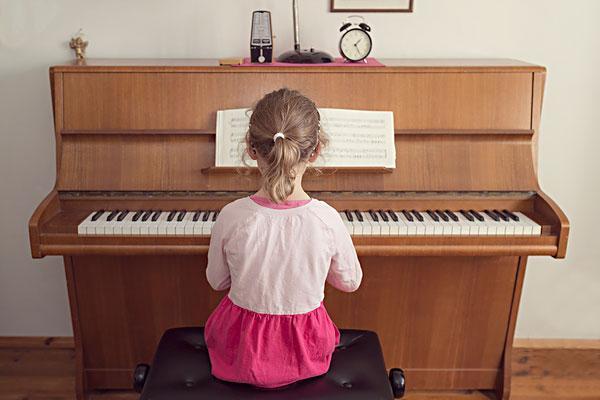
[339,16,372,62]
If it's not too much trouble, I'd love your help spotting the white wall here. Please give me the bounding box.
[0,0,598,338]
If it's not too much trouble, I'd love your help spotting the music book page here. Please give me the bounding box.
[215,108,395,168]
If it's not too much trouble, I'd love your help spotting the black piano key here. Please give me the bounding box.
[167,210,177,222]
[212,211,219,222]
[386,210,399,222]
[469,209,485,222]
[445,210,459,222]
[202,211,211,221]
[459,209,474,222]
[141,210,153,222]
[368,210,379,222]
[484,209,500,221]
[344,210,354,222]
[151,211,161,221]
[426,210,440,222]
[401,210,414,222]
[177,210,186,222]
[132,210,144,221]
[107,210,119,221]
[353,210,364,222]
[117,210,129,221]
[493,209,510,222]
[411,210,424,222]
[91,210,105,221]
[503,209,520,221]
[435,209,449,222]
[193,211,202,222]
[378,210,389,222]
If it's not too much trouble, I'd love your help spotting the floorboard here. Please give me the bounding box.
[0,343,598,399]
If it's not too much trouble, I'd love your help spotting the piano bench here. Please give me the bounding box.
[134,327,405,399]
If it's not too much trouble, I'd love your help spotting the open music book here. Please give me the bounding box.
[215,108,396,168]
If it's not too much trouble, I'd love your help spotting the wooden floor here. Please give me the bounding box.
[1,340,599,400]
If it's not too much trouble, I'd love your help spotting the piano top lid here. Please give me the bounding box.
[49,58,546,73]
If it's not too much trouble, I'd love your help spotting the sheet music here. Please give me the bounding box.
[215,108,395,168]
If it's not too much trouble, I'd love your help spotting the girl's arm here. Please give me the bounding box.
[206,217,231,291]
[326,217,363,292]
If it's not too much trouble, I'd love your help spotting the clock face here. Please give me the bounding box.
[339,28,372,62]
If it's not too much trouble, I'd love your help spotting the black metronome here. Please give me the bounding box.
[250,11,273,63]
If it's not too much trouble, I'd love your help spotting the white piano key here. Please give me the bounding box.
[514,212,541,235]
[143,211,161,235]
[377,211,394,235]
[503,217,516,235]
[458,214,477,235]
[193,212,209,235]
[174,212,189,235]
[157,212,174,235]
[184,212,198,235]
[356,212,372,235]
[340,212,354,235]
[455,214,473,235]
[130,212,147,235]
[391,214,408,235]
[94,213,112,235]
[512,219,525,235]
[435,212,454,235]
[138,212,154,235]
[111,212,127,235]
[78,212,96,235]
[350,214,364,235]
[444,213,463,235]
[202,212,216,235]
[383,212,400,235]
[423,213,443,235]
[396,212,417,235]
[366,212,382,235]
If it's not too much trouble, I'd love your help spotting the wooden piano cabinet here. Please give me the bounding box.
[64,254,525,397]
[29,60,569,399]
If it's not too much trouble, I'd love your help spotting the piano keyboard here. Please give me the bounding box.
[78,209,541,236]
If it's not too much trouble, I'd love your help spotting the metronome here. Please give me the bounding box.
[250,11,273,63]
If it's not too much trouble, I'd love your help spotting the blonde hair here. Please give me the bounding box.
[246,88,328,203]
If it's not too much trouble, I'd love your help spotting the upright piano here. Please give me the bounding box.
[29,59,569,399]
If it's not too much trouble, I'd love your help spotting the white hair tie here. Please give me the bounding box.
[273,132,285,142]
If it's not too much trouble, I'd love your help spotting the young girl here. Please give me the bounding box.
[205,88,362,388]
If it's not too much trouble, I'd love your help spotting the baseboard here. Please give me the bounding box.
[514,338,600,349]
[0,336,74,349]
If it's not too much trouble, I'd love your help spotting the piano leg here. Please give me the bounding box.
[495,256,528,400]
[64,257,86,400]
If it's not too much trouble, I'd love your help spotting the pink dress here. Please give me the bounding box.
[204,195,362,388]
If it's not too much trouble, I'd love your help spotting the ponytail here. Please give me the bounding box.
[263,137,302,203]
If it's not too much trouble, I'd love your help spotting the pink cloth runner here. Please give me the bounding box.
[205,296,340,388]
[234,57,384,67]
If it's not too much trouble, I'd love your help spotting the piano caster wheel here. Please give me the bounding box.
[133,363,150,393]
[389,368,406,398]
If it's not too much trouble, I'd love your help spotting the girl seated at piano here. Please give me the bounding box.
[204,88,363,388]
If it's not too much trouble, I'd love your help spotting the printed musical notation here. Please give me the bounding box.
[215,108,395,168]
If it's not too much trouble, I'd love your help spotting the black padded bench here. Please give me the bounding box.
[134,327,405,399]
